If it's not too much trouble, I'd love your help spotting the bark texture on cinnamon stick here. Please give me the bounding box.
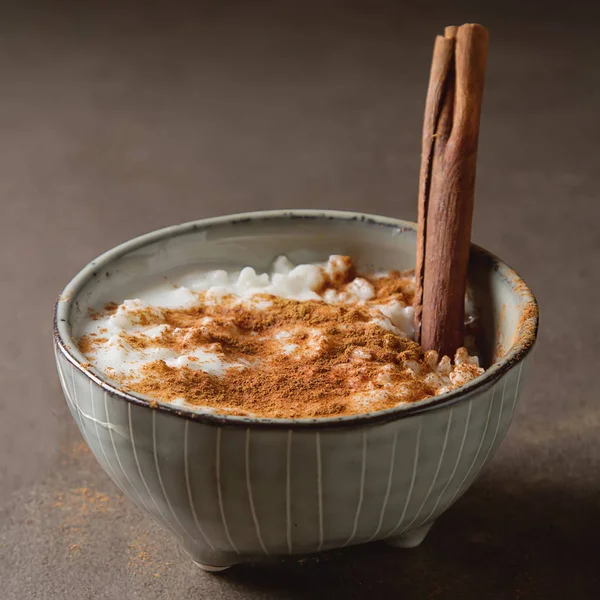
[414,23,489,357]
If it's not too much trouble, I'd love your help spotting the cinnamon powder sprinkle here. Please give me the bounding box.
[78,263,482,419]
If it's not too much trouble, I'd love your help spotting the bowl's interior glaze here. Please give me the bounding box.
[69,216,424,337]
[58,211,537,422]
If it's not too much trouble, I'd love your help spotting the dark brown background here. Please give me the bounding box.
[1,1,599,598]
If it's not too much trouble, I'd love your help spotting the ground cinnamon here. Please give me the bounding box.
[79,263,482,419]
[120,295,431,419]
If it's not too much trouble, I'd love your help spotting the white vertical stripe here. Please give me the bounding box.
[128,405,187,542]
[286,430,293,555]
[104,391,152,514]
[69,367,98,457]
[216,428,240,554]
[91,378,119,483]
[316,432,324,551]
[343,431,368,547]
[245,429,269,555]
[184,420,214,550]
[151,411,197,544]
[55,349,80,425]
[366,429,398,542]
[419,401,472,527]
[56,353,183,544]
[454,380,507,506]
[54,348,74,412]
[56,352,108,488]
[507,363,524,422]
[128,404,173,529]
[476,377,507,472]
[56,356,122,498]
[494,364,525,463]
[67,358,91,440]
[448,384,496,506]
[397,409,453,536]
[387,419,422,537]
[70,366,80,417]
[70,367,88,438]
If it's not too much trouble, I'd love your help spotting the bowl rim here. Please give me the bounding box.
[54,209,539,429]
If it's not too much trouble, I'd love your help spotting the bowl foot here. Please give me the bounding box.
[193,561,232,573]
[385,523,434,549]
[180,539,237,572]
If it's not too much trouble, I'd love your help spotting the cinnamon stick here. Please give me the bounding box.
[414,23,489,357]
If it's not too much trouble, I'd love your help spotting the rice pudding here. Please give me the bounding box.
[77,255,483,418]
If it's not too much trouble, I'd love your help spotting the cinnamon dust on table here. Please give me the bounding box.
[79,263,468,419]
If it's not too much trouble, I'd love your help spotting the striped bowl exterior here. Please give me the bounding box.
[55,342,527,566]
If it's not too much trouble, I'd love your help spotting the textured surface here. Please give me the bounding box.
[1,1,599,598]
[55,345,523,564]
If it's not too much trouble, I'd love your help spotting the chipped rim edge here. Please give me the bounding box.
[53,209,539,430]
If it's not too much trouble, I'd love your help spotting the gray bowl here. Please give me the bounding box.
[53,210,538,571]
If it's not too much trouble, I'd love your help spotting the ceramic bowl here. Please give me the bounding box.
[53,210,538,571]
